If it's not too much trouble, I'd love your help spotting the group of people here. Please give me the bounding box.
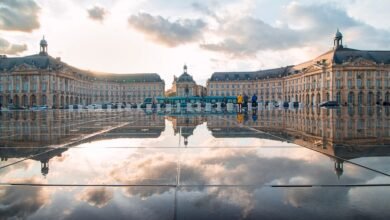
[236,94,257,113]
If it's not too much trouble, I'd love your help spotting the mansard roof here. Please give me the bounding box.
[209,66,292,82]
[0,54,164,83]
[0,54,62,71]
[332,47,390,64]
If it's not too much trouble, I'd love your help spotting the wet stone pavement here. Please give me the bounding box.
[0,107,390,219]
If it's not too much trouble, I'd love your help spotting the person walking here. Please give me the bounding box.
[251,94,258,108]
[237,94,243,113]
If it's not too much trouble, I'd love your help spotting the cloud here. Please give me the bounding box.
[0,178,50,219]
[0,37,27,55]
[77,188,113,208]
[87,6,107,22]
[0,0,40,32]
[128,12,206,47]
[201,16,303,57]
[200,2,390,57]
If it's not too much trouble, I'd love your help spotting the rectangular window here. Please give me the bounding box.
[348,80,352,89]
[376,79,381,88]
[348,71,352,77]
[367,79,371,88]
[357,79,362,88]
[326,80,330,89]
[336,80,341,89]
[336,71,341,77]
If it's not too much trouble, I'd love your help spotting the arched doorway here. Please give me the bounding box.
[306,94,309,105]
[358,92,364,106]
[326,93,330,101]
[30,94,36,106]
[70,96,74,105]
[348,92,354,105]
[316,93,321,104]
[311,94,315,105]
[385,92,390,103]
[65,96,69,106]
[60,96,64,107]
[368,92,374,106]
[376,92,382,105]
[22,95,28,107]
[75,97,79,104]
[6,95,10,105]
[336,92,341,104]
[41,95,47,105]
[13,95,19,106]
[53,95,57,108]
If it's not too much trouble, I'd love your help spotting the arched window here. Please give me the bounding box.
[348,92,354,105]
[336,92,341,104]
[376,92,382,104]
[368,92,374,106]
[358,92,363,106]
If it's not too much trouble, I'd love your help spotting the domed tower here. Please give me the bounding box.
[39,36,48,55]
[334,29,343,49]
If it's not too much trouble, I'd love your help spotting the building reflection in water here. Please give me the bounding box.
[0,107,389,178]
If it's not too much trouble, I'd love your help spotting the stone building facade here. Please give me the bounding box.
[170,65,206,97]
[207,30,390,106]
[0,38,165,108]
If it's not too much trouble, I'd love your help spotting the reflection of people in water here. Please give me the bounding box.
[237,94,243,113]
[237,112,244,123]
[252,110,257,122]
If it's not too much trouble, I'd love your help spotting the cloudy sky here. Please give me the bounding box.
[1,0,390,86]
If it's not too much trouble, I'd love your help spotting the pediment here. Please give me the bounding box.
[343,57,377,66]
[12,63,36,71]
[302,64,320,73]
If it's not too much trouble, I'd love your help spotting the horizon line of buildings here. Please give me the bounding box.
[1,30,390,107]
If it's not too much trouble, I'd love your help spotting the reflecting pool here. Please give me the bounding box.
[0,107,390,219]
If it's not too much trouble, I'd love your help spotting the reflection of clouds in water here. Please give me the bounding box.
[0,177,51,219]
[107,148,372,217]
[283,188,348,209]
[0,160,34,179]
[77,187,113,208]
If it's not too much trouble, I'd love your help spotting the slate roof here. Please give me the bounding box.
[177,72,195,83]
[332,47,390,64]
[209,47,390,82]
[0,54,164,83]
[0,54,62,71]
[209,66,292,82]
